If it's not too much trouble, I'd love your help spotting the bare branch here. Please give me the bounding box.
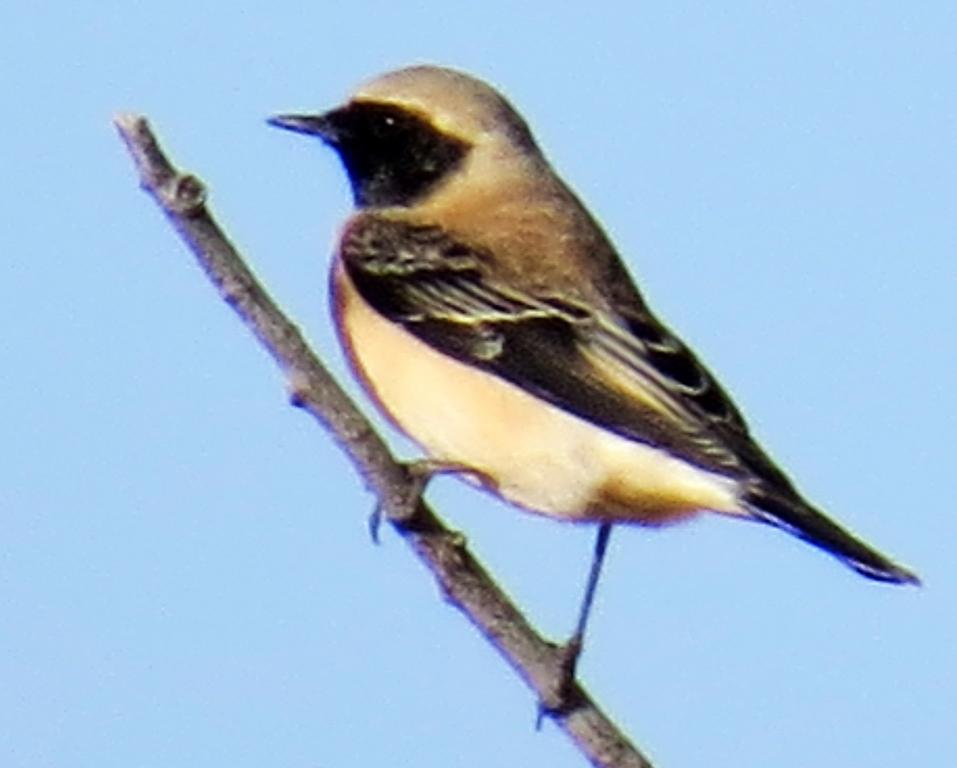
[114,113,654,768]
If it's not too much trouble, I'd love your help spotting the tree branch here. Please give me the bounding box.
[114,113,654,768]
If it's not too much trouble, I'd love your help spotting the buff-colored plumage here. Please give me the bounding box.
[271,65,919,584]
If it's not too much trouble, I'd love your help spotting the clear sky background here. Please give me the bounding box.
[2,4,954,767]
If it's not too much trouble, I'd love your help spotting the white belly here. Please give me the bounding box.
[332,262,743,524]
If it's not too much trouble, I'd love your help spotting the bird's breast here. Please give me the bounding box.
[330,259,743,524]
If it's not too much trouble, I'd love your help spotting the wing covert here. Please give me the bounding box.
[341,216,794,489]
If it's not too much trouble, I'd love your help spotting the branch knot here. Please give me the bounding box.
[162,173,207,215]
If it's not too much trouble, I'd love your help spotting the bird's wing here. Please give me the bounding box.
[341,216,790,488]
[340,215,919,584]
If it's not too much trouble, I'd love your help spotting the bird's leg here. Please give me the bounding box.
[539,522,613,719]
[564,522,613,674]
[368,458,479,542]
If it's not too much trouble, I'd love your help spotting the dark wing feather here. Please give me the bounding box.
[340,216,918,584]
[342,217,789,486]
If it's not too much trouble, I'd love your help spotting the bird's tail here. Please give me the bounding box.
[744,487,920,585]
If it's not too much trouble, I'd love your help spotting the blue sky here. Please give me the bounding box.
[2,4,954,767]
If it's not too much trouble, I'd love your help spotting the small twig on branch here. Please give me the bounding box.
[114,113,654,768]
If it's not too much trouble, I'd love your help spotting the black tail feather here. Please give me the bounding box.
[744,488,920,586]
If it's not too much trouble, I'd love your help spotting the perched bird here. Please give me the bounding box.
[269,65,918,648]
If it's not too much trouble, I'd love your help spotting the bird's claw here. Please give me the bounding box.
[366,459,477,543]
[535,633,585,726]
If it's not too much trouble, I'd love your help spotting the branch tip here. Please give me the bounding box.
[115,114,653,768]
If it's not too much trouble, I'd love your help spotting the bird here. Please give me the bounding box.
[268,65,919,668]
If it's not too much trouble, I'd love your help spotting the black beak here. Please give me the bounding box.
[267,111,342,145]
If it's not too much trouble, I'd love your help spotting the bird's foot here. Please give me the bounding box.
[368,458,478,543]
[536,633,585,726]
